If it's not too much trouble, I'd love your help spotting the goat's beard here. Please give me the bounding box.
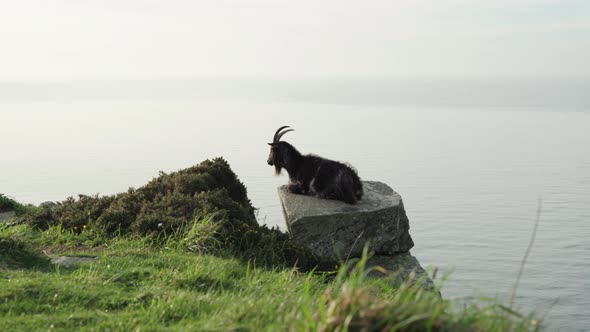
[274,164,282,175]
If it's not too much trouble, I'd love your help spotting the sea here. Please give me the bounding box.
[1,79,589,331]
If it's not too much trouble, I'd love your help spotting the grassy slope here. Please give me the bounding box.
[0,159,541,331]
[0,224,541,332]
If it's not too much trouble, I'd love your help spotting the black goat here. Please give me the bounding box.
[267,126,363,204]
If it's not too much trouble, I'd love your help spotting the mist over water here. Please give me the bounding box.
[2,78,589,108]
[1,79,590,331]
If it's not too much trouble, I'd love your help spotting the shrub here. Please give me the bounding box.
[0,193,31,215]
[17,157,330,270]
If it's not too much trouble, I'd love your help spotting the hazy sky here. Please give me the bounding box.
[1,0,589,80]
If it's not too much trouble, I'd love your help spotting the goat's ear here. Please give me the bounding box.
[268,143,273,146]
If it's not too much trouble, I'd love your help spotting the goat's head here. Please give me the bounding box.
[267,126,294,174]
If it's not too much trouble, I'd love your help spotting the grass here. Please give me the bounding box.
[0,159,542,331]
[0,222,541,331]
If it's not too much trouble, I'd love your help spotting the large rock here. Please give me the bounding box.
[366,254,436,291]
[278,181,414,260]
[51,256,97,266]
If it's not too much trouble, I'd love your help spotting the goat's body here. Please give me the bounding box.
[270,142,363,204]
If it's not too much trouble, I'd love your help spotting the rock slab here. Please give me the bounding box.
[51,256,97,266]
[278,181,414,260]
[366,254,436,291]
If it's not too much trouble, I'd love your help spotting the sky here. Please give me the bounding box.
[0,0,589,80]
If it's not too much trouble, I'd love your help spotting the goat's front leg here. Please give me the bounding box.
[287,181,306,195]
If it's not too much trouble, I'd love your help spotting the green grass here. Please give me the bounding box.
[0,223,541,331]
[0,159,542,331]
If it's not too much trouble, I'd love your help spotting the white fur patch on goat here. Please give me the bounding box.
[309,178,317,194]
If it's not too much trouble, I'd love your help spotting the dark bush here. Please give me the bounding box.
[16,208,54,230]
[17,157,331,270]
[0,193,31,215]
[0,194,17,212]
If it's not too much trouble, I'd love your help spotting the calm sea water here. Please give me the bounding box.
[1,80,589,331]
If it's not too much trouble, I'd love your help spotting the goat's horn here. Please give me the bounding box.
[273,126,291,143]
[275,128,294,142]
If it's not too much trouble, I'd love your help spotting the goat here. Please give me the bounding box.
[267,126,363,204]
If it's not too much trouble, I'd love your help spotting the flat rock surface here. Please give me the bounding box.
[51,256,97,266]
[279,181,414,260]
